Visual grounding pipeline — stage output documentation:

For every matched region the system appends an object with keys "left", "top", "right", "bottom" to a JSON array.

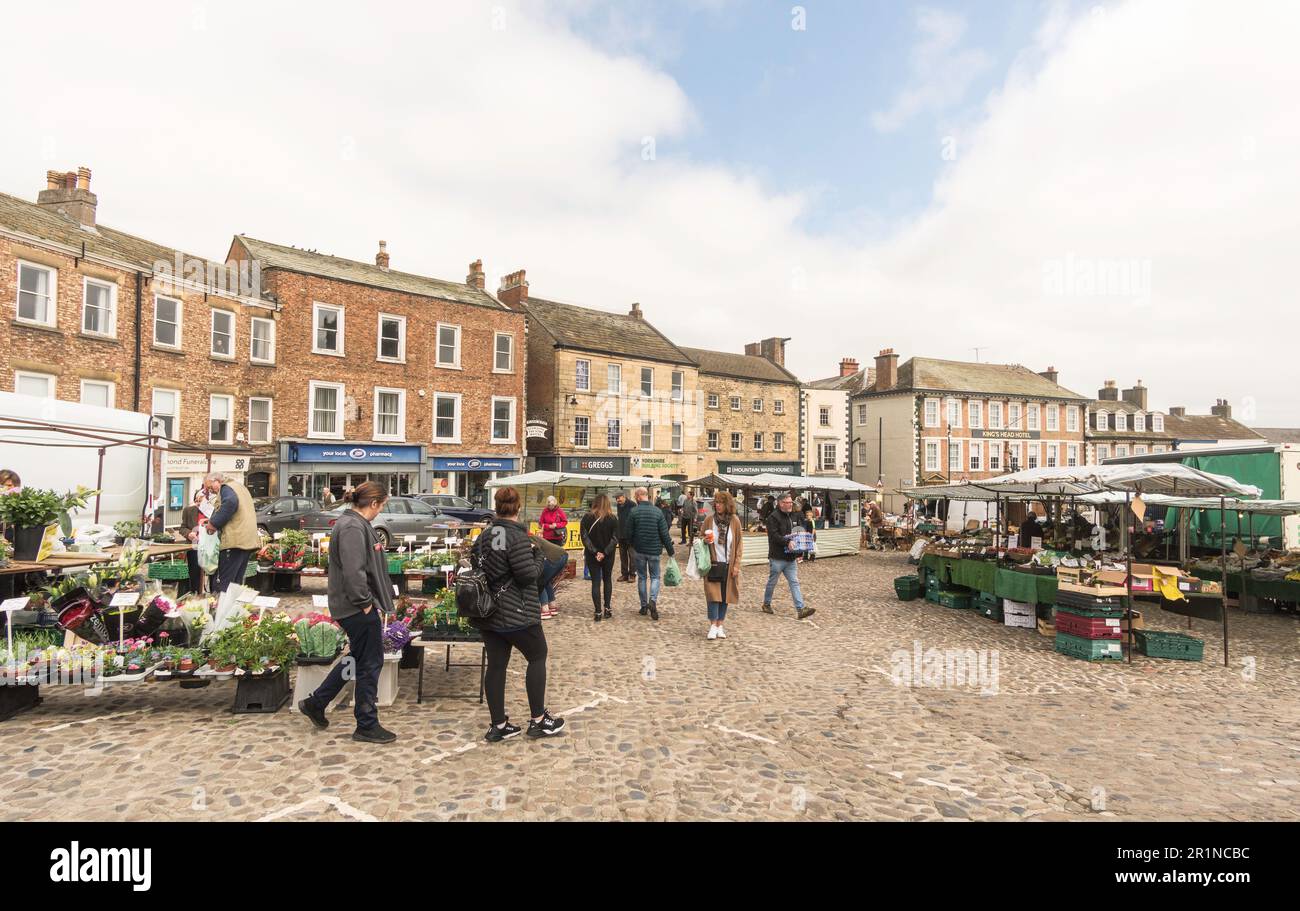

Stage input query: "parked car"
[
  {"left": 254, "top": 496, "right": 324, "bottom": 537},
  {"left": 298, "top": 496, "right": 463, "bottom": 549},
  {"left": 415, "top": 493, "right": 494, "bottom": 524}
]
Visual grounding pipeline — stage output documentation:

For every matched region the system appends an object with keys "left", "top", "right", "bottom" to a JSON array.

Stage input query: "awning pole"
[
  {"left": 1125, "top": 490, "right": 1133, "bottom": 665},
  {"left": 1220, "top": 496, "right": 1229, "bottom": 667}
]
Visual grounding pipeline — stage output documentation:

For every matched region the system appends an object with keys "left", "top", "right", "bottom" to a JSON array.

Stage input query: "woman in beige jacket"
[{"left": 700, "top": 490, "right": 744, "bottom": 640}]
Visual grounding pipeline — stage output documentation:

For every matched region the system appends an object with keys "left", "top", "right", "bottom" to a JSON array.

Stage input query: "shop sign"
[
  {"left": 429, "top": 457, "right": 518, "bottom": 471},
  {"left": 559, "top": 456, "right": 629, "bottom": 475},
  {"left": 163, "top": 452, "right": 248, "bottom": 473},
  {"left": 716, "top": 461, "right": 800, "bottom": 476},
  {"left": 632, "top": 457, "right": 679, "bottom": 470},
  {"left": 972, "top": 430, "right": 1040, "bottom": 440},
  {"left": 524, "top": 420, "right": 549, "bottom": 441},
  {"left": 289, "top": 443, "right": 423, "bottom": 464}
]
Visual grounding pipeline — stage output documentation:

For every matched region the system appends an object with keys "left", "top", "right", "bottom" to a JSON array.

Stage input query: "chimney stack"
[
  {"left": 1168, "top": 406, "right": 1186, "bottom": 417},
  {"left": 1121, "top": 380, "right": 1148, "bottom": 411},
  {"left": 1098, "top": 380, "right": 1119, "bottom": 401},
  {"left": 874, "top": 348, "right": 899, "bottom": 391},
  {"left": 1038, "top": 366, "right": 1059, "bottom": 385},
  {"left": 466, "top": 259, "right": 485, "bottom": 290},
  {"left": 1210, "top": 399, "right": 1232, "bottom": 419},
  {"left": 629, "top": 302, "right": 643, "bottom": 320},
  {"left": 498, "top": 269, "right": 528, "bottom": 309},
  {"left": 839, "top": 357, "right": 859, "bottom": 378},
  {"left": 36, "top": 166, "right": 97, "bottom": 226},
  {"left": 375, "top": 240, "right": 390, "bottom": 271}
]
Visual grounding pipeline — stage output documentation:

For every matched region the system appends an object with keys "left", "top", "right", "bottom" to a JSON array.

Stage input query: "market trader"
[{"left": 203, "top": 471, "right": 261, "bottom": 592}]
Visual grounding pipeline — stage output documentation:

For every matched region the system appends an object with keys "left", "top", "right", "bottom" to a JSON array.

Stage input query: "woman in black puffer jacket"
[{"left": 473, "top": 486, "right": 566, "bottom": 742}]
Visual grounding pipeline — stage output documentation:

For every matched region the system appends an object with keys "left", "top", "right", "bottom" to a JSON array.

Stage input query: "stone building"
[
  {"left": 804, "top": 357, "right": 873, "bottom": 480},
  {"left": 499, "top": 271, "right": 700, "bottom": 482},
  {"left": 681, "top": 339, "right": 802, "bottom": 478},
  {"left": 1086, "top": 380, "right": 1176, "bottom": 462}
]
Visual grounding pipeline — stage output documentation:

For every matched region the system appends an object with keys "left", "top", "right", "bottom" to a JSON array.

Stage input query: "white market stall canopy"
[
  {"left": 899, "top": 464, "right": 1261, "bottom": 501},
  {"left": 1076, "top": 492, "right": 1300, "bottom": 515},
  {"left": 685, "top": 472, "right": 873, "bottom": 493},
  {"left": 484, "top": 470, "right": 659, "bottom": 490}
]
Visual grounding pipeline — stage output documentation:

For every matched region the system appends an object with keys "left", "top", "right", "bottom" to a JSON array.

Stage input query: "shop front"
[
  {"left": 427, "top": 456, "right": 521, "bottom": 506},
  {"left": 715, "top": 460, "right": 802, "bottom": 477},
  {"left": 162, "top": 450, "right": 251, "bottom": 528},
  {"left": 280, "top": 441, "right": 427, "bottom": 500},
  {"left": 535, "top": 455, "right": 633, "bottom": 476}
]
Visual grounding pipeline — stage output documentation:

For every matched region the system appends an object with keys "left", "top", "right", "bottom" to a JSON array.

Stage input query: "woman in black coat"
[
  {"left": 580, "top": 494, "right": 619, "bottom": 621},
  {"left": 473, "top": 486, "right": 566, "bottom": 742}
]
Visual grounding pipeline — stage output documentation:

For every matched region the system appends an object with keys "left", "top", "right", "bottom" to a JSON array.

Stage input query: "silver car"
[{"left": 299, "top": 496, "right": 463, "bottom": 549}]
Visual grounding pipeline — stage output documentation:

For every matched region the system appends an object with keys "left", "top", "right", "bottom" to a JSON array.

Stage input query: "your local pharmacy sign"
[{"left": 289, "top": 443, "right": 422, "bottom": 464}]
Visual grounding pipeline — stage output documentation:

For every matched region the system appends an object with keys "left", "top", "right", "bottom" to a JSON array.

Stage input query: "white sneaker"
[
  {"left": 716, "top": 626, "right": 727, "bottom": 639},
  {"left": 707, "top": 626, "right": 718, "bottom": 640}
]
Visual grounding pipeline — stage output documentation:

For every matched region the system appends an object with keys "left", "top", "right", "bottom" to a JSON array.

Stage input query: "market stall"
[{"left": 485, "top": 469, "right": 660, "bottom": 547}]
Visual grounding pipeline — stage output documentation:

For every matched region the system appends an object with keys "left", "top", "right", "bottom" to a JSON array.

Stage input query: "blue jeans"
[
  {"left": 538, "top": 552, "right": 568, "bottom": 607},
  {"left": 707, "top": 601, "right": 728, "bottom": 622},
  {"left": 635, "top": 553, "right": 661, "bottom": 606},
  {"left": 764, "top": 558, "right": 805, "bottom": 611}
]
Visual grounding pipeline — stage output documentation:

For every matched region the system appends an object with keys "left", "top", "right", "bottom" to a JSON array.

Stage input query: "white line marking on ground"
[
  {"left": 258, "top": 794, "right": 377, "bottom": 822},
  {"left": 711, "top": 722, "right": 778, "bottom": 745},
  {"left": 421, "top": 742, "right": 478, "bottom": 765},
  {"left": 41, "top": 709, "right": 153, "bottom": 732},
  {"left": 583, "top": 689, "right": 629, "bottom": 704},
  {"left": 915, "top": 777, "right": 978, "bottom": 798}
]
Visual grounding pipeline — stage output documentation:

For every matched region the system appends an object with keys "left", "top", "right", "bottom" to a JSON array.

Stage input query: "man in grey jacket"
[{"left": 298, "top": 482, "right": 396, "bottom": 744}]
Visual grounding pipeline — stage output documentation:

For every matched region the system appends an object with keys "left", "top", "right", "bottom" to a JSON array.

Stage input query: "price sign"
[
  {"left": 252, "top": 596, "right": 280, "bottom": 609},
  {"left": 392, "top": 584, "right": 400, "bottom": 596},
  {"left": 236, "top": 589, "right": 258, "bottom": 604},
  {"left": 404, "top": 534, "right": 417, "bottom": 543},
  {"left": 426, "top": 536, "right": 437, "bottom": 543},
  {"left": 110, "top": 591, "right": 141, "bottom": 607},
  {"left": 312, "top": 595, "right": 329, "bottom": 609},
  {"left": 273, "top": 531, "right": 285, "bottom": 540},
  {"left": 446, "top": 537, "right": 461, "bottom": 546},
  {"left": 312, "top": 533, "right": 326, "bottom": 540},
  {"left": 1, "top": 597, "right": 30, "bottom": 613}
]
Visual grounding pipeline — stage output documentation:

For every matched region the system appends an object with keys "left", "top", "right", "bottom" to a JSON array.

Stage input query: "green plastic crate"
[
  {"left": 976, "top": 590, "right": 999, "bottom": 607},
  {"left": 975, "top": 599, "right": 1003, "bottom": 621},
  {"left": 148, "top": 560, "right": 190, "bottom": 580},
  {"left": 1052, "top": 602, "right": 1124, "bottom": 619},
  {"left": 925, "top": 587, "right": 941, "bottom": 604},
  {"left": 938, "top": 590, "right": 972, "bottom": 610},
  {"left": 1134, "top": 630, "right": 1203, "bottom": 662},
  {"left": 1054, "top": 632, "right": 1124, "bottom": 662},
  {"left": 894, "top": 575, "right": 922, "bottom": 601}
]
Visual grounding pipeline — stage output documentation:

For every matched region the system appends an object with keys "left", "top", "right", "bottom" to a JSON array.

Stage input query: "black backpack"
[{"left": 455, "top": 533, "right": 506, "bottom": 620}]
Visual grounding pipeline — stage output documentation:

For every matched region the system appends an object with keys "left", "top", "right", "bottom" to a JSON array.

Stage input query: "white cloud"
[
  {"left": 1, "top": 0, "right": 1297, "bottom": 425},
  {"left": 871, "top": 8, "right": 994, "bottom": 133}
]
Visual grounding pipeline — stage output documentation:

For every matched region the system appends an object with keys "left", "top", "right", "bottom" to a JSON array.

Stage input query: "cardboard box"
[
  {"left": 1037, "top": 618, "right": 1056, "bottom": 638},
  {"left": 1058, "top": 580, "right": 1129, "bottom": 599},
  {"left": 1119, "top": 609, "right": 1144, "bottom": 632},
  {"left": 1056, "top": 566, "right": 1084, "bottom": 585}
]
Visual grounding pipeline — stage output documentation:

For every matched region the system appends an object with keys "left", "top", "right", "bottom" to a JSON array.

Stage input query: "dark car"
[
  {"left": 299, "top": 496, "right": 464, "bottom": 549},
  {"left": 415, "top": 494, "right": 494, "bottom": 524},
  {"left": 254, "top": 496, "right": 324, "bottom": 537}
]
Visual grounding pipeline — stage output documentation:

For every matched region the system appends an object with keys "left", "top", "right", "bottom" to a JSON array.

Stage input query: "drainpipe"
[{"left": 133, "top": 271, "right": 143, "bottom": 410}]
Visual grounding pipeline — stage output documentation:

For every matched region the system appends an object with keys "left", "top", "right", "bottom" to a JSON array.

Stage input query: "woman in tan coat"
[{"left": 699, "top": 490, "right": 743, "bottom": 640}]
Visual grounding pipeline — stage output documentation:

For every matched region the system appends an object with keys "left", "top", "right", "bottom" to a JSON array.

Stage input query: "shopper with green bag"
[
  {"left": 663, "top": 555, "right": 683, "bottom": 587},
  {"left": 626, "top": 487, "right": 675, "bottom": 621}
]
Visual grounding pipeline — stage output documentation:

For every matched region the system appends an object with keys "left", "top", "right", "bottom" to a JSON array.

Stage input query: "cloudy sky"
[{"left": 3, "top": 0, "right": 1296, "bottom": 423}]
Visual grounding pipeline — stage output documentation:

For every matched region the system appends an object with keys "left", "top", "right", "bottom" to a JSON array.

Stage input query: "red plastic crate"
[{"left": 1054, "top": 610, "right": 1123, "bottom": 640}]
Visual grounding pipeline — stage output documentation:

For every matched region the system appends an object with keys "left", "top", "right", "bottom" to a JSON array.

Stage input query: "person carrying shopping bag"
[{"left": 699, "top": 490, "right": 743, "bottom": 640}]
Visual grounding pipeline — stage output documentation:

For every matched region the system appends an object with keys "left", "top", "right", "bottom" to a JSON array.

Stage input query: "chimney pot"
[
  {"left": 46, "top": 170, "right": 62, "bottom": 190},
  {"left": 466, "top": 259, "right": 485, "bottom": 290},
  {"left": 36, "top": 166, "right": 98, "bottom": 226},
  {"left": 375, "top": 240, "right": 390, "bottom": 271},
  {"left": 76, "top": 166, "right": 91, "bottom": 190},
  {"left": 498, "top": 269, "right": 529, "bottom": 309},
  {"left": 839, "top": 357, "right": 859, "bottom": 378},
  {"left": 874, "top": 348, "right": 900, "bottom": 391},
  {"left": 630, "top": 302, "right": 643, "bottom": 319}
]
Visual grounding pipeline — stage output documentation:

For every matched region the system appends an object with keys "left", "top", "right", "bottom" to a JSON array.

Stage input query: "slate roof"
[
  {"left": 1251, "top": 427, "right": 1300, "bottom": 446},
  {"left": 1164, "top": 413, "right": 1264, "bottom": 443},
  {"left": 679, "top": 347, "right": 800, "bottom": 385},
  {"left": 524, "top": 297, "right": 692, "bottom": 364},
  {"left": 807, "top": 368, "right": 874, "bottom": 394},
  {"left": 858, "top": 357, "right": 1088, "bottom": 401},
  {"left": 233, "top": 235, "right": 505, "bottom": 309}
]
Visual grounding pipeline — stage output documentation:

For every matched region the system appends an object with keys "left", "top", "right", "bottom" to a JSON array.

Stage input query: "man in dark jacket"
[
  {"left": 625, "top": 486, "right": 675, "bottom": 620},
  {"left": 298, "top": 482, "right": 397, "bottom": 744},
  {"left": 761, "top": 492, "right": 815, "bottom": 620},
  {"left": 615, "top": 491, "right": 635, "bottom": 582},
  {"left": 473, "top": 486, "right": 565, "bottom": 741}
]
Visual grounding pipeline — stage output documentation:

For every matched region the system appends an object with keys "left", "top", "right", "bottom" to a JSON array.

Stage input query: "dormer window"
[{"left": 1095, "top": 409, "right": 1109, "bottom": 430}]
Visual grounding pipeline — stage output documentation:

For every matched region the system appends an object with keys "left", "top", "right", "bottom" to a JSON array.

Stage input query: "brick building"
[
  {"left": 1086, "top": 380, "right": 1176, "bottom": 462},
  {"left": 499, "top": 271, "right": 701, "bottom": 482},
  {"left": 227, "top": 238, "right": 527, "bottom": 502},
  {"left": 681, "top": 340, "right": 802, "bottom": 478},
  {"left": 850, "top": 350, "right": 1090, "bottom": 511},
  {"left": 1, "top": 167, "right": 271, "bottom": 518}
]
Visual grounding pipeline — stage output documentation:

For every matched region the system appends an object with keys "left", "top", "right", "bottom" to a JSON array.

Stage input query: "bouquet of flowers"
[{"left": 382, "top": 619, "right": 413, "bottom": 653}]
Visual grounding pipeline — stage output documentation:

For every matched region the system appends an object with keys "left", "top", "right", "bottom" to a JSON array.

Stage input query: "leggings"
[
  {"left": 480, "top": 623, "right": 548, "bottom": 726},
  {"left": 588, "top": 553, "right": 614, "bottom": 610}
]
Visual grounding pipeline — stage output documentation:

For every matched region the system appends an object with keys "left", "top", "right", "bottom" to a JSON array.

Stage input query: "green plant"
[
  {"left": 0, "top": 486, "right": 97, "bottom": 535},
  {"left": 293, "top": 614, "right": 345, "bottom": 658},
  {"left": 212, "top": 612, "right": 298, "bottom": 673},
  {"left": 0, "top": 536, "right": 11, "bottom": 564},
  {"left": 114, "top": 519, "right": 143, "bottom": 540},
  {"left": 279, "top": 529, "right": 309, "bottom": 551}
]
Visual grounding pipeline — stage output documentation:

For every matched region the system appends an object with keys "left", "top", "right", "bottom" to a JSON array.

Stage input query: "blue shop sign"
[
  {"left": 430, "top": 457, "right": 518, "bottom": 471},
  {"left": 289, "top": 443, "right": 423, "bottom": 464}
]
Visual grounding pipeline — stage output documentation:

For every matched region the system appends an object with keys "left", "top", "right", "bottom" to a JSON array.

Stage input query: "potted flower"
[
  {"left": 293, "top": 613, "right": 345, "bottom": 665},
  {"left": 0, "top": 535, "right": 11, "bottom": 567},
  {"left": 0, "top": 486, "right": 97, "bottom": 561}
]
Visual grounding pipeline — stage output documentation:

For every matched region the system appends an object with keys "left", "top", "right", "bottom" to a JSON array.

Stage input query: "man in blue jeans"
[
  {"left": 625, "top": 487, "right": 675, "bottom": 621},
  {"left": 762, "top": 492, "right": 816, "bottom": 620}
]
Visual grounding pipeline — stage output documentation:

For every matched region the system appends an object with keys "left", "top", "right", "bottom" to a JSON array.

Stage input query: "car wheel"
[{"left": 376, "top": 527, "right": 391, "bottom": 550}]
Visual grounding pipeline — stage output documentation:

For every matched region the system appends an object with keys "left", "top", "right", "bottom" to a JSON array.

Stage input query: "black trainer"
[
  {"left": 603, "top": 607, "right": 612, "bottom": 619},
  {"left": 639, "top": 605, "right": 649, "bottom": 616},
  {"left": 352, "top": 724, "right": 398, "bottom": 744},
  {"left": 649, "top": 600, "right": 659, "bottom": 621},
  {"left": 527, "top": 712, "right": 566, "bottom": 738},
  {"left": 593, "top": 610, "right": 602, "bottom": 622},
  {"left": 298, "top": 698, "right": 328, "bottom": 730},
  {"left": 485, "top": 720, "right": 523, "bottom": 743}
]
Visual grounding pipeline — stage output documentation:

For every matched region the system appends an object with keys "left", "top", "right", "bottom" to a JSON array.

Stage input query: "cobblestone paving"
[{"left": 3, "top": 552, "right": 1298, "bottom": 821}]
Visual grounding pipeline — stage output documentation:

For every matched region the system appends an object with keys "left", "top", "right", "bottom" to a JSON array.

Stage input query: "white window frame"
[
  {"left": 774, "top": 432, "right": 786, "bottom": 452},
  {"left": 1097, "top": 444, "right": 1111, "bottom": 461},
  {"left": 81, "top": 276, "right": 117, "bottom": 338},
  {"left": 308, "top": 381, "right": 345, "bottom": 440},
  {"left": 377, "top": 313, "right": 406, "bottom": 364},
  {"left": 79, "top": 378, "right": 115, "bottom": 408},
  {"left": 606, "top": 363, "right": 621, "bottom": 394},
  {"left": 432, "top": 393, "right": 462, "bottom": 444},
  {"left": 969, "top": 439, "right": 982, "bottom": 472},
  {"left": 1045, "top": 444, "right": 1058, "bottom": 469},
  {"left": 208, "top": 393, "right": 234, "bottom": 445},
  {"left": 640, "top": 367, "right": 653, "bottom": 398},
  {"left": 640, "top": 420, "right": 654, "bottom": 451},
  {"left": 488, "top": 395, "right": 514, "bottom": 444},
  {"left": 1026, "top": 404, "right": 1040, "bottom": 431},
  {"left": 1115, "top": 444, "right": 1130, "bottom": 458},
  {"left": 153, "top": 294, "right": 183, "bottom": 349},
  {"left": 14, "top": 370, "right": 56, "bottom": 399},
  {"left": 924, "top": 440, "right": 940, "bottom": 472},
  {"left": 968, "top": 400, "right": 982, "bottom": 430},
  {"left": 855, "top": 441, "right": 867, "bottom": 466},
  {"left": 707, "top": 392, "right": 719, "bottom": 409},
  {"left": 248, "top": 396, "right": 273, "bottom": 445},
  {"left": 753, "top": 432, "right": 764, "bottom": 452},
  {"left": 819, "top": 406, "right": 830, "bottom": 427},
  {"left": 706, "top": 430, "right": 720, "bottom": 451},
  {"left": 607, "top": 419, "right": 621, "bottom": 449},
  {"left": 573, "top": 415, "right": 590, "bottom": 449},
  {"left": 435, "top": 322, "right": 461, "bottom": 369},
  {"left": 988, "top": 445, "right": 1002, "bottom": 472},
  {"left": 1152, "top": 413, "right": 1165, "bottom": 432},
  {"left": 1134, "top": 444, "right": 1148, "bottom": 456},
  {"left": 373, "top": 387, "right": 406, "bottom": 442},
  {"left": 1026, "top": 443, "right": 1040, "bottom": 470},
  {"left": 730, "top": 396, "right": 741, "bottom": 411},
  {"left": 1067, "top": 444, "right": 1080, "bottom": 467},
  {"left": 948, "top": 439, "right": 963, "bottom": 473},
  {"left": 1066, "top": 405, "right": 1079, "bottom": 433},
  {"left": 1046, "top": 403, "right": 1059, "bottom": 432},
  {"left": 989, "top": 401, "right": 1003, "bottom": 430},
  {"left": 1006, "top": 442, "right": 1022, "bottom": 471},
  {"left": 1008, "top": 402, "right": 1023, "bottom": 430},
  {"left": 819, "top": 442, "right": 836, "bottom": 472},
  {"left": 1153, "top": 445, "right": 1167, "bottom": 454},
  {"left": 920, "top": 395, "right": 941, "bottom": 428},
  {"left": 730, "top": 431, "right": 742, "bottom": 452},
  {"left": 945, "top": 398, "right": 961, "bottom": 429},
  {"left": 575, "top": 359, "right": 591, "bottom": 392},
  {"left": 1134, "top": 412, "right": 1146, "bottom": 432},
  {"left": 250, "top": 316, "right": 276, "bottom": 365},
  {"left": 16, "top": 260, "right": 57, "bottom": 327},
  {"left": 857, "top": 403, "right": 868, "bottom": 425},
  {"left": 493, "top": 331, "right": 514, "bottom": 373},
  {"left": 210, "top": 308, "right": 236, "bottom": 360},
  {"left": 672, "top": 422, "right": 683, "bottom": 452},
  {"left": 774, "top": 399, "right": 785, "bottom": 415},
  {"left": 312, "top": 302, "right": 345, "bottom": 357},
  {"left": 1115, "top": 411, "right": 1128, "bottom": 432},
  {"left": 151, "top": 388, "right": 180, "bottom": 440},
  {"left": 1095, "top": 409, "right": 1109, "bottom": 431},
  {"left": 753, "top": 398, "right": 763, "bottom": 413},
  {"left": 671, "top": 371, "right": 683, "bottom": 402}
]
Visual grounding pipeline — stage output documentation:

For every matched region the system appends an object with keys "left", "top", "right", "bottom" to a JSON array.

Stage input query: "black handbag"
[{"left": 706, "top": 520, "right": 730, "bottom": 582}]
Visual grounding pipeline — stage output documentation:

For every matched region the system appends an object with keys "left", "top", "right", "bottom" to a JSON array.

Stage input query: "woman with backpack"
[
  {"left": 699, "top": 490, "right": 744, "bottom": 640},
  {"left": 580, "top": 494, "right": 619, "bottom": 622},
  {"left": 472, "top": 486, "right": 565, "bottom": 742}
]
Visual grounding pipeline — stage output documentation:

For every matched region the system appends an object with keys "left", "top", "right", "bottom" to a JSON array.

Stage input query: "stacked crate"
[
  {"left": 1053, "top": 590, "right": 1126, "bottom": 662},
  {"left": 974, "top": 591, "right": 1003, "bottom": 621},
  {"left": 1002, "top": 599, "right": 1036, "bottom": 629},
  {"left": 894, "top": 575, "right": 922, "bottom": 601}
]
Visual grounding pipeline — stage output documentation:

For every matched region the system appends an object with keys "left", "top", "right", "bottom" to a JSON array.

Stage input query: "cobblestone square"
[{"left": 4, "top": 552, "right": 1297, "bottom": 822}]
